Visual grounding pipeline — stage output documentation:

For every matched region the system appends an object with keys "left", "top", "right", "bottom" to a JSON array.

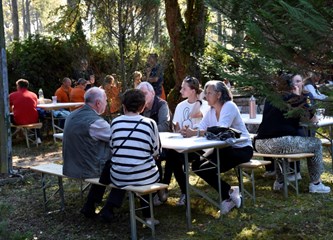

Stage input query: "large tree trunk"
[
  {"left": 11, "top": 0, "right": 19, "bottom": 40},
  {"left": 165, "top": 0, "right": 208, "bottom": 110}
]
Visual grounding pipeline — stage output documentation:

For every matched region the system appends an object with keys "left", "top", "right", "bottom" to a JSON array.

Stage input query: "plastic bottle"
[
  {"left": 249, "top": 95, "right": 257, "bottom": 119},
  {"left": 38, "top": 88, "right": 44, "bottom": 103}
]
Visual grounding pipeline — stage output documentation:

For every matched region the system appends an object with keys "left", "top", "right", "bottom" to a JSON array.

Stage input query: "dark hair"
[
  {"left": 16, "top": 79, "right": 29, "bottom": 89},
  {"left": 204, "top": 80, "right": 232, "bottom": 104},
  {"left": 183, "top": 76, "right": 202, "bottom": 94},
  {"left": 77, "top": 78, "right": 87, "bottom": 85},
  {"left": 122, "top": 89, "right": 146, "bottom": 113}
]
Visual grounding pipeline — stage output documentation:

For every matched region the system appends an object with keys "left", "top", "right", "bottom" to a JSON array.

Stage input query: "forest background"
[{"left": 3, "top": 0, "right": 333, "bottom": 111}]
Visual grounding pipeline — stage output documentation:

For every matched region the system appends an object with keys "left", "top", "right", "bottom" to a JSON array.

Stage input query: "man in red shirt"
[{"left": 9, "top": 79, "right": 39, "bottom": 125}]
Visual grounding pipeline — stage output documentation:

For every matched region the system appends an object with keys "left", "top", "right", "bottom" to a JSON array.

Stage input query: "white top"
[
  {"left": 303, "top": 84, "right": 327, "bottom": 100},
  {"left": 173, "top": 99, "right": 210, "bottom": 129},
  {"left": 198, "top": 101, "right": 252, "bottom": 148}
]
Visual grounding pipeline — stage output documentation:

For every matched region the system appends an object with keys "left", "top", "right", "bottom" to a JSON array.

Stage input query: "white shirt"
[
  {"left": 173, "top": 99, "right": 210, "bottom": 129},
  {"left": 198, "top": 101, "right": 252, "bottom": 148}
]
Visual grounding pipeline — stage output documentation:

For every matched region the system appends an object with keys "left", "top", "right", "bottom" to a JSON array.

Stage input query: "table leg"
[
  {"left": 51, "top": 111, "right": 56, "bottom": 143},
  {"left": 184, "top": 152, "right": 191, "bottom": 229},
  {"left": 216, "top": 149, "right": 222, "bottom": 216}
]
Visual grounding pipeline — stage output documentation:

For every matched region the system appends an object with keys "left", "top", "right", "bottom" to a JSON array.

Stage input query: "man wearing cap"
[
  {"left": 63, "top": 87, "right": 111, "bottom": 218},
  {"left": 69, "top": 78, "right": 87, "bottom": 111}
]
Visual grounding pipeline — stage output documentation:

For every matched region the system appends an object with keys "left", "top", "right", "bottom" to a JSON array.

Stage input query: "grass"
[{"left": 2, "top": 137, "right": 333, "bottom": 240}]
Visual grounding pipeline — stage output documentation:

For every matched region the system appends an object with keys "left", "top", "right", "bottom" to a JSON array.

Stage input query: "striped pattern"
[{"left": 110, "top": 115, "right": 161, "bottom": 187}]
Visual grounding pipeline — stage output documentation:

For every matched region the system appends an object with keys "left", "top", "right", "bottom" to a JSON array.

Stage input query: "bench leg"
[
  {"left": 41, "top": 173, "right": 47, "bottom": 212},
  {"left": 58, "top": 176, "right": 65, "bottom": 211},
  {"left": 128, "top": 191, "right": 138, "bottom": 240},
  {"left": 23, "top": 128, "right": 30, "bottom": 148}
]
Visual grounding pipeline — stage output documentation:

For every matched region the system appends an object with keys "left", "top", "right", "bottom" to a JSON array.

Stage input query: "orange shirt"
[
  {"left": 9, "top": 89, "right": 38, "bottom": 125},
  {"left": 69, "top": 87, "right": 85, "bottom": 111},
  {"left": 55, "top": 86, "right": 72, "bottom": 103},
  {"left": 103, "top": 85, "right": 121, "bottom": 114}
]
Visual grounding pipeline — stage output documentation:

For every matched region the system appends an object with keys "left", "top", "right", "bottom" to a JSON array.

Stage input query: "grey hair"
[
  {"left": 84, "top": 87, "right": 105, "bottom": 104},
  {"left": 136, "top": 81, "right": 155, "bottom": 95},
  {"left": 204, "top": 80, "right": 233, "bottom": 104}
]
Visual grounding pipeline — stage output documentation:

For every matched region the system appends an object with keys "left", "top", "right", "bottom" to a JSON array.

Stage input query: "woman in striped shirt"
[{"left": 99, "top": 89, "right": 161, "bottom": 225}]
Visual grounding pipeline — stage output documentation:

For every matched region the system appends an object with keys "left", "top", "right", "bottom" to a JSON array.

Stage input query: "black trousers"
[
  {"left": 162, "top": 150, "right": 201, "bottom": 194},
  {"left": 191, "top": 146, "right": 253, "bottom": 200}
]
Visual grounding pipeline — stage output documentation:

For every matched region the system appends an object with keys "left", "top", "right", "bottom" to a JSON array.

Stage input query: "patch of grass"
[{"left": 3, "top": 139, "right": 333, "bottom": 239}]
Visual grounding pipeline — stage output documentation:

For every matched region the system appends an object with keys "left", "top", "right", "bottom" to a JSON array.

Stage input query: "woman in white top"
[
  {"left": 180, "top": 80, "right": 253, "bottom": 215},
  {"left": 303, "top": 72, "right": 328, "bottom": 100},
  {"left": 160, "top": 76, "right": 209, "bottom": 206}
]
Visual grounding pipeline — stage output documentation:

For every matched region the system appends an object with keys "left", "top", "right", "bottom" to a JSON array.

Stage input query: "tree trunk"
[
  {"left": 22, "top": 0, "right": 27, "bottom": 37},
  {"left": 165, "top": 0, "right": 208, "bottom": 109},
  {"left": 25, "top": 0, "right": 31, "bottom": 36},
  {"left": 117, "top": 0, "right": 126, "bottom": 90},
  {"left": 11, "top": 0, "right": 19, "bottom": 40}
]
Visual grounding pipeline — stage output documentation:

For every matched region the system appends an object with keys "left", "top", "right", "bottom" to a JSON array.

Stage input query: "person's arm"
[
  {"left": 151, "top": 120, "right": 161, "bottom": 157},
  {"left": 89, "top": 119, "right": 111, "bottom": 142},
  {"left": 304, "top": 84, "right": 327, "bottom": 100},
  {"left": 157, "top": 102, "right": 170, "bottom": 132}
]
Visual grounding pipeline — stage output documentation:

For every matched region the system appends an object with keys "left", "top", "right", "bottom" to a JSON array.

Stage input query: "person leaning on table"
[
  {"left": 180, "top": 80, "right": 253, "bottom": 215},
  {"left": 62, "top": 87, "right": 112, "bottom": 218},
  {"left": 254, "top": 73, "right": 330, "bottom": 194}
]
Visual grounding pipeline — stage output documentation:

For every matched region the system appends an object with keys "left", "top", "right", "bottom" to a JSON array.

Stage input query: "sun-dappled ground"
[{"left": 2, "top": 136, "right": 333, "bottom": 239}]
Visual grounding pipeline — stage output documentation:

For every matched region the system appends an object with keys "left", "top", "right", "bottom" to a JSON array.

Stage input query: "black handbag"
[
  {"left": 99, "top": 119, "right": 143, "bottom": 185},
  {"left": 205, "top": 126, "right": 241, "bottom": 141}
]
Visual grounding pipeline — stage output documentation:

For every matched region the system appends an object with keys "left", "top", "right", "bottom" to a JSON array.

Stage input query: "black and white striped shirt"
[{"left": 110, "top": 115, "right": 161, "bottom": 187}]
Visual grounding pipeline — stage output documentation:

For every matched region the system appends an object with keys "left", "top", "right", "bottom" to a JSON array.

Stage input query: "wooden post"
[{"left": 0, "top": 0, "right": 12, "bottom": 173}]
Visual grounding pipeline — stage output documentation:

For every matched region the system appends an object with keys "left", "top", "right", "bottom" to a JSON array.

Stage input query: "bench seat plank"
[{"left": 253, "top": 152, "right": 314, "bottom": 159}]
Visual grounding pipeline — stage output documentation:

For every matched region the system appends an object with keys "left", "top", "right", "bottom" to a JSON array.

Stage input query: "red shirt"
[{"left": 9, "top": 89, "right": 38, "bottom": 125}]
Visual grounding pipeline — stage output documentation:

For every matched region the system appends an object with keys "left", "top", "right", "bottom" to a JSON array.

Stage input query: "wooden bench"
[
  {"left": 252, "top": 152, "right": 315, "bottom": 198},
  {"left": 11, "top": 122, "right": 43, "bottom": 148},
  {"left": 30, "top": 163, "right": 168, "bottom": 240},
  {"left": 236, "top": 159, "right": 272, "bottom": 205}
]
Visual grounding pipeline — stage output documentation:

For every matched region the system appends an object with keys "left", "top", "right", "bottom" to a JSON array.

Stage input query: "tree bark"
[
  {"left": 11, "top": 0, "right": 19, "bottom": 40},
  {"left": 25, "top": 0, "right": 31, "bottom": 36},
  {"left": 165, "top": 0, "right": 208, "bottom": 109}
]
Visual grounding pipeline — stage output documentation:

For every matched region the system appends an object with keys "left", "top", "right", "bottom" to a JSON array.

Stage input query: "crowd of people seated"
[{"left": 9, "top": 58, "right": 332, "bottom": 223}]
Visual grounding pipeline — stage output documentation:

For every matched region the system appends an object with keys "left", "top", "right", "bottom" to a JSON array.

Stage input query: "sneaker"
[
  {"left": 176, "top": 194, "right": 186, "bottom": 206},
  {"left": 287, "top": 172, "right": 302, "bottom": 182},
  {"left": 153, "top": 194, "right": 164, "bottom": 206},
  {"left": 273, "top": 180, "right": 284, "bottom": 191},
  {"left": 36, "top": 137, "right": 42, "bottom": 144},
  {"left": 218, "top": 199, "right": 236, "bottom": 216},
  {"left": 263, "top": 171, "right": 276, "bottom": 178},
  {"left": 145, "top": 218, "right": 160, "bottom": 227},
  {"left": 309, "top": 182, "right": 331, "bottom": 193},
  {"left": 229, "top": 186, "right": 241, "bottom": 208}
]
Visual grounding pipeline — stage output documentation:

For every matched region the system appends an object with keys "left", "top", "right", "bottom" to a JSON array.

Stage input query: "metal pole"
[{"left": 0, "top": 0, "right": 13, "bottom": 173}]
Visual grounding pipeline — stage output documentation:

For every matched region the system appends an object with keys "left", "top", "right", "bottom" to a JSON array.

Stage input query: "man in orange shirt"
[
  {"left": 55, "top": 77, "right": 72, "bottom": 103},
  {"left": 70, "top": 78, "right": 87, "bottom": 111}
]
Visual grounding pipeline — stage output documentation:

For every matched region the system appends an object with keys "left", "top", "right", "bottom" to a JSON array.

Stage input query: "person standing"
[
  {"left": 73, "top": 58, "right": 95, "bottom": 91},
  {"left": 143, "top": 53, "right": 164, "bottom": 98},
  {"left": 62, "top": 87, "right": 112, "bottom": 218}
]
